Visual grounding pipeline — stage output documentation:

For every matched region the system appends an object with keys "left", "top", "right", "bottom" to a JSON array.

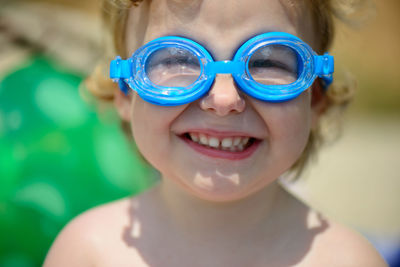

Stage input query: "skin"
[
  {"left": 127, "top": 0, "right": 314, "bottom": 202},
  {"left": 44, "top": 0, "right": 388, "bottom": 266}
]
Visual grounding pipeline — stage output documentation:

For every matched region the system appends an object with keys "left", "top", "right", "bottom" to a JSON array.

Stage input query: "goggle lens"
[
  {"left": 248, "top": 44, "right": 298, "bottom": 86},
  {"left": 145, "top": 46, "right": 201, "bottom": 87}
]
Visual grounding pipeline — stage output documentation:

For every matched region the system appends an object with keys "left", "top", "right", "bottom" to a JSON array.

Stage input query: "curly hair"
[{"left": 85, "top": 0, "right": 369, "bottom": 179}]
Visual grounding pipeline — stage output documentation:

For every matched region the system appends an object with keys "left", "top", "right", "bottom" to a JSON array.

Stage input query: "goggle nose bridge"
[{"left": 205, "top": 60, "right": 243, "bottom": 75}]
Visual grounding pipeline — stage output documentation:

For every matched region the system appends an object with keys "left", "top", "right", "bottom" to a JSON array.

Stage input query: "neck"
[{"left": 153, "top": 177, "right": 295, "bottom": 242}]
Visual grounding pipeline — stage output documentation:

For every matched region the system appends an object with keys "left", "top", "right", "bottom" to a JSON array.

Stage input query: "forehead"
[{"left": 126, "top": 0, "right": 315, "bottom": 57}]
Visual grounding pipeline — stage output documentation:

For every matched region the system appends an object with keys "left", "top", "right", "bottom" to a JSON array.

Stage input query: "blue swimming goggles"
[{"left": 110, "top": 32, "right": 334, "bottom": 106}]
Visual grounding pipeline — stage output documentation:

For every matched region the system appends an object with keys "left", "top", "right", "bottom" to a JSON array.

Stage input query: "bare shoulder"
[
  {"left": 304, "top": 211, "right": 388, "bottom": 267},
  {"left": 43, "top": 197, "right": 134, "bottom": 267}
]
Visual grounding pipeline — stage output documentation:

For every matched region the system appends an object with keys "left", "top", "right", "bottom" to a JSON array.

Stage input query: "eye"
[
  {"left": 250, "top": 59, "right": 293, "bottom": 72},
  {"left": 156, "top": 55, "right": 199, "bottom": 69},
  {"left": 145, "top": 47, "right": 201, "bottom": 87},
  {"left": 247, "top": 44, "right": 299, "bottom": 86}
]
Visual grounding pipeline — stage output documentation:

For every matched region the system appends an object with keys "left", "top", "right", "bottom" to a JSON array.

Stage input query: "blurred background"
[{"left": 0, "top": 0, "right": 399, "bottom": 266}]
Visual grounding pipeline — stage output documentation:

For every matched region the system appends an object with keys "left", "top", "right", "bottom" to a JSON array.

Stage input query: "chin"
[{"left": 174, "top": 171, "right": 274, "bottom": 203}]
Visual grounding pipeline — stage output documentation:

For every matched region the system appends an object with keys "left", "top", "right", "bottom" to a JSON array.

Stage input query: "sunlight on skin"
[
  {"left": 307, "top": 211, "right": 323, "bottom": 229},
  {"left": 215, "top": 170, "right": 240, "bottom": 185},
  {"left": 193, "top": 172, "right": 214, "bottom": 190},
  {"left": 129, "top": 200, "right": 142, "bottom": 239},
  {"left": 194, "top": 171, "right": 241, "bottom": 191},
  {"left": 131, "top": 219, "right": 142, "bottom": 239}
]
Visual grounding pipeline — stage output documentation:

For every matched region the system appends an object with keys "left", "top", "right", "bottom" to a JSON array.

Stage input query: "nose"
[{"left": 199, "top": 74, "right": 246, "bottom": 116}]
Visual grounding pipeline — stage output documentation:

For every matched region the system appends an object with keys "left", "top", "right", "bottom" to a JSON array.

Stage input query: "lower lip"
[{"left": 181, "top": 136, "right": 261, "bottom": 160}]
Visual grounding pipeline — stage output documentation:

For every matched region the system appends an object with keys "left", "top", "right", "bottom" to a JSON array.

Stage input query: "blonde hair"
[{"left": 86, "top": 0, "right": 368, "bottom": 179}]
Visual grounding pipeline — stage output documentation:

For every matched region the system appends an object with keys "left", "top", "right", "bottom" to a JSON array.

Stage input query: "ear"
[
  {"left": 311, "top": 79, "right": 329, "bottom": 129},
  {"left": 114, "top": 89, "right": 132, "bottom": 122}
]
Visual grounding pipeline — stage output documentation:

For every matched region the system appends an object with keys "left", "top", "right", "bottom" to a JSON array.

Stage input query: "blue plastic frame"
[{"left": 110, "top": 32, "right": 334, "bottom": 106}]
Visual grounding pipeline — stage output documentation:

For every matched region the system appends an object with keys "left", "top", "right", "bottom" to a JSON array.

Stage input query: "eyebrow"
[
  {"left": 163, "top": 33, "right": 219, "bottom": 60},
  {"left": 168, "top": 31, "right": 276, "bottom": 61}
]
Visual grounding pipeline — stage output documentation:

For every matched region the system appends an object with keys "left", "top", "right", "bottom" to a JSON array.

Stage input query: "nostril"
[{"left": 199, "top": 93, "right": 246, "bottom": 116}]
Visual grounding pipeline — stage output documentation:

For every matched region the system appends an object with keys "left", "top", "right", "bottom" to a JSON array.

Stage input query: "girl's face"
[{"left": 120, "top": 0, "right": 319, "bottom": 201}]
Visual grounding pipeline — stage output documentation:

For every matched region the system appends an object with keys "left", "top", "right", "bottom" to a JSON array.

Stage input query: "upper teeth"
[{"left": 188, "top": 133, "right": 251, "bottom": 152}]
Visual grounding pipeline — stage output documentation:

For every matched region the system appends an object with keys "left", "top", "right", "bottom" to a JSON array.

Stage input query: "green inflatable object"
[{"left": 0, "top": 55, "right": 155, "bottom": 267}]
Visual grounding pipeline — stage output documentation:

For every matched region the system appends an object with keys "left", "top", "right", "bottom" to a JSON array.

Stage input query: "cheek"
[
  {"left": 130, "top": 95, "right": 186, "bottom": 166},
  {"left": 131, "top": 97, "right": 166, "bottom": 157},
  {"left": 131, "top": 95, "right": 174, "bottom": 137},
  {"left": 255, "top": 92, "right": 312, "bottom": 159},
  {"left": 273, "top": 94, "right": 312, "bottom": 156}
]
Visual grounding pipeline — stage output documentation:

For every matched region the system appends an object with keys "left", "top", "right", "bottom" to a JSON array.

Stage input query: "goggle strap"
[
  {"left": 319, "top": 75, "right": 333, "bottom": 89},
  {"left": 110, "top": 56, "right": 132, "bottom": 79},
  {"left": 118, "top": 80, "right": 130, "bottom": 95},
  {"left": 314, "top": 53, "right": 334, "bottom": 76}
]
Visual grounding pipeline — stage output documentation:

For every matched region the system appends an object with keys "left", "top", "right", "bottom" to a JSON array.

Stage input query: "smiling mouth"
[{"left": 180, "top": 132, "right": 261, "bottom": 160}]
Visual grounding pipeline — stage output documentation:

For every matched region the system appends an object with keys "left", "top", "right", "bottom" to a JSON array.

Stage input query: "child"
[{"left": 44, "top": 0, "right": 387, "bottom": 266}]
